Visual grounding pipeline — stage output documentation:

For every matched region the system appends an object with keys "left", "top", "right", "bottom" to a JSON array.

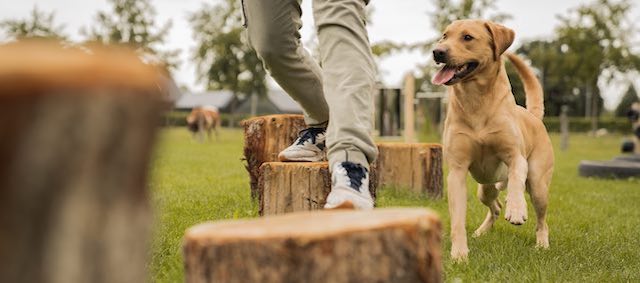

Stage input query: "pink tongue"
[{"left": 431, "top": 66, "right": 455, "bottom": 85}]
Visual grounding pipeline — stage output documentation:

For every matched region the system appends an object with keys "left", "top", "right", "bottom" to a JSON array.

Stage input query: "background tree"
[
  {"left": 373, "top": 0, "right": 510, "bottom": 59},
  {"left": 615, "top": 85, "right": 639, "bottom": 117},
  {"left": 556, "top": 0, "right": 639, "bottom": 120},
  {"left": 516, "top": 0, "right": 639, "bottom": 119},
  {"left": 189, "top": 0, "right": 267, "bottom": 105},
  {"left": 513, "top": 40, "right": 579, "bottom": 116},
  {"left": 83, "top": 0, "right": 179, "bottom": 71},
  {"left": 0, "top": 6, "right": 67, "bottom": 41}
]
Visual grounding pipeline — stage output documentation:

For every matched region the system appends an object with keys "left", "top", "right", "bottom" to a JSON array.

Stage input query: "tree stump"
[
  {"left": 258, "top": 162, "right": 377, "bottom": 216},
  {"left": 183, "top": 208, "right": 443, "bottom": 283},
  {"left": 376, "top": 143, "right": 443, "bottom": 198},
  {"left": 0, "top": 42, "right": 164, "bottom": 283},
  {"left": 242, "top": 114, "right": 307, "bottom": 199}
]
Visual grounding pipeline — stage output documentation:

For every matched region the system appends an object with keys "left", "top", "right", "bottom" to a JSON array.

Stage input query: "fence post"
[
  {"left": 403, "top": 73, "right": 416, "bottom": 142},
  {"left": 560, "top": 105, "right": 570, "bottom": 151}
]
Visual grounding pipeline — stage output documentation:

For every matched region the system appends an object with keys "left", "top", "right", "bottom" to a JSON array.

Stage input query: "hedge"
[
  {"left": 162, "top": 111, "right": 633, "bottom": 133},
  {"left": 543, "top": 117, "right": 631, "bottom": 133},
  {"left": 162, "top": 111, "right": 250, "bottom": 128}
]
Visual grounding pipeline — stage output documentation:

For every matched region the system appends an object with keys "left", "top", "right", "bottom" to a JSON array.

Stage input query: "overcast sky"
[{"left": 1, "top": 0, "right": 638, "bottom": 109}]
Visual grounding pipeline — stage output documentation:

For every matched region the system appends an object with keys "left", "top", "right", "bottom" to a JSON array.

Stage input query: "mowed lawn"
[{"left": 149, "top": 127, "right": 640, "bottom": 282}]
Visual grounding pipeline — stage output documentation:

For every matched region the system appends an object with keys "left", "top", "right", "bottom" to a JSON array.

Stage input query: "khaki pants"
[{"left": 242, "top": 0, "right": 377, "bottom": 169}]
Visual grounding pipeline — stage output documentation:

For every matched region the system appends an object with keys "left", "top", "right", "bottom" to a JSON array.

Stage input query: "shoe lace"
[
  {"left": 296, "top": 127, "right": 325, "bottom": 145},
  {"left": 340, "top": 162, "right": 368, "bottom": 192}
]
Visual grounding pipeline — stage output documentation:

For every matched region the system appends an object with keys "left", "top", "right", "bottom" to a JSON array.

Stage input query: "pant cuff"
[
  {"left": 303, "top": 115, "right": 328, "bottom": 128},
  {"left": 328, "top": 149, "right": 370, "bottom": 171}
]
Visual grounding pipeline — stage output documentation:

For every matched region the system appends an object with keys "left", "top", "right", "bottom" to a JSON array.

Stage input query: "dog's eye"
[
  {"left": 442, "top": 33, "right": 447, "bottom": 40},
  {"left": 463, "top": 35, "right": 474, "bottom": 41}
]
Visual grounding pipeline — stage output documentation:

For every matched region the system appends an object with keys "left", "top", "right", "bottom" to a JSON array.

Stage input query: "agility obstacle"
[
  {"left": 258, "top": 162, "right": 377, "bottom": 216},
  {"left": 183, "top": 208, "right": 443, "bottom": 283},
  {"left": 376, "top": 142, "right": 443, "bottom": 199},
  {"left": 243, "top": 114, "right": 443, "bottom": 214},
  {"left": 242, "top": 114, "right": 307, "bottom": 199},
  {"left": 0, "top": 42, "right": 164, "bottom": 283}
]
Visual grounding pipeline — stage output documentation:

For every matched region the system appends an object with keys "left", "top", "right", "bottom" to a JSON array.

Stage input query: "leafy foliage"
[
  {"left": 519, "top": 0, "right": 639, "bottom": 117},
  {"left": 0, "top": 6, "right": 67, "bottom": 41},
  {"left": 615, "top": 85, "right": 639, "bottom": 117},
  {"left": 428, "top": 0, "right": 511, "bottom": 39},
  {"left": 189, "top": 0, "right": 266, "bottom": 98},
  {"left": 83, "top": 0, "right": 179, "bottom": 71},
  {"left": 372, "top": 0, "right": 510, "bottom": 59}
]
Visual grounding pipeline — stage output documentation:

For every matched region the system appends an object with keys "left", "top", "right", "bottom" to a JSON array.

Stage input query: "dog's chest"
[
  {"left": 462, "top": 126, "right": 512, "bottom": 183},
  {"left": 468, "top": 145, "right": 508, "bottom": 184}
]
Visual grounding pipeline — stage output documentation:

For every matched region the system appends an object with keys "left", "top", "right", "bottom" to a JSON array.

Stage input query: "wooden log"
[
  {"left": 242, "top": 114, "right": 307, "bottom": 199},
  {"left": 258, "top": 162, "right": 377, "bottom": 216},
  {"left": 0, "top": 42, "right": 164, "bottom": 283},
  {"left": 183, "top": 208, "right": 443, "bottom": 283},
  {"left": 376, "top": 143, "right": 443, "bottom": 198}
]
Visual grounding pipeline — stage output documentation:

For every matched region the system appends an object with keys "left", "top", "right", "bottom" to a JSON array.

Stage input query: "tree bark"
[
  {"left": 376, "top": 143, "right": 443, "bottom": 199},
  {"left": 258, "top": 162, "right": 377, "bottom": 216},
  {"left": 184, "top": 208, "right": 443, "bottom": 283},
  {"left": 242, "top": 114, "right": 307, "bottom": 199},
  {"left": 0, "top": 42, "right": 164, "bottom": 283}
]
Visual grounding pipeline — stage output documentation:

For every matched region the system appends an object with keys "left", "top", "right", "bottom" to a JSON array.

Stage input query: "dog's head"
[{"left": 431, "top": 20, "right": 514, "bottom": 86}]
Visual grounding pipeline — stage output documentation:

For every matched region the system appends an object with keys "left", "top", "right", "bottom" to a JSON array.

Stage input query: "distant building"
[
  {"left": 174, "top": 90, "right": 236, "bottom": 112},
  {"left": 174, "top": 88, "right": 302, "bottom": 114}
]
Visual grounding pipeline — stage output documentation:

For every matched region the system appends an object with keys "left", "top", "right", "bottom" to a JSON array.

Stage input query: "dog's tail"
[{"left": 505, "top": 52, "right": 544, "bottom": 119}]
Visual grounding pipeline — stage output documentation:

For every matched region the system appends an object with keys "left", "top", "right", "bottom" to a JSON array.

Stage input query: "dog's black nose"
[{"left": 433, "top": 48, "right": 448, "bottom": 63}]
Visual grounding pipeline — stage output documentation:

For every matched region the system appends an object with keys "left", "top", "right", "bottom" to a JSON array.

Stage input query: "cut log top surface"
[
  {"left": 186, "top": 208, "right": 440, "bottom": 243},
  {"left": 0, "top": 41, "right": 160, "bottom": 93},
  {"left": 263, "top": 161, "right": 327, "bottom": 168},
  {"left": 241, "top": 114, "right": 305, "bottom": 125},
  {"left": 377, "top": 142, "right": 442, "bottom": 148}
]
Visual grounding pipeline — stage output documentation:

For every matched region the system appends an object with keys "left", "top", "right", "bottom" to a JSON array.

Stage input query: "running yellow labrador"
[{"left": 431, "top": 20, "right": 554, "bottom": 262}]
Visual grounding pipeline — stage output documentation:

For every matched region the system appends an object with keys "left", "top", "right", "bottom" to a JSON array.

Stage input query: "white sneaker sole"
[
  {"left": 324, "top": 187, "right": 373, "bottom": 210},
  {"left": 278, "top": 151, "right": 325, "bottom": 162}
]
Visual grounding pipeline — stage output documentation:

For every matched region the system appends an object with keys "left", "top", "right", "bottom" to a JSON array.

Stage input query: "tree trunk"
[
  {"left": 376, "top": 143, "right": 443, "bottom": 199},
  {"left": 0, "top": 42, "right": 164, "bottom": 283},
  {"left": 242, "top": 114, "right": 307, "bottom": 199},
  {"left": 258, "top": 162, "right": 377, "bottom": 216},
  {"left": 184, "top": 208, "right": 443, "bottom": 283}
]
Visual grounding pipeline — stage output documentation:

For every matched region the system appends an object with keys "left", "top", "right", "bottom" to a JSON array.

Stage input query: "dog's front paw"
[
  {"left": 450, "top": 245, "right": 469, "bottom": 263},
  {"left": 504, "top": 196, "right": 527, "bottom": 225}
]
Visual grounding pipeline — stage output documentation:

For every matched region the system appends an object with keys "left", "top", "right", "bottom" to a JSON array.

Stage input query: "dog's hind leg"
[
  {"left": 473, "top": 183, "right": 502, "bottom": 237},
  {"left": 528, "top": 166, "right": 552, "bottom": 249}
]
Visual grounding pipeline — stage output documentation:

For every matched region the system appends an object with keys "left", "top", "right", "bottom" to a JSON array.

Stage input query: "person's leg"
[
  {"left": 243, "top": 0, "right": 329, "bottom": 127},
  {"left": 313, "top": 0, "right": 377, "bottom": 209},
  {"left": 312, "top": 0, "right": 377, "bottom": 170}
]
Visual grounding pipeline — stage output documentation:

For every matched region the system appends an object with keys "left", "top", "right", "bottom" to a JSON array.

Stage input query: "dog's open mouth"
[{"left": 431, "top": 61, "right": 479, "bottom": 85}]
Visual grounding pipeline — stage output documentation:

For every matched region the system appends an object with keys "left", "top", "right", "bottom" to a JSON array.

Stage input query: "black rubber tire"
[
  {"left": 621, "top": 140, "right": 635, "bottom": 153},
  {"left": 579, "top": 160, "right": 640, "bottom": 179},
  {"left": 614, "top": 154, "right": 640, "bottom": 163}
]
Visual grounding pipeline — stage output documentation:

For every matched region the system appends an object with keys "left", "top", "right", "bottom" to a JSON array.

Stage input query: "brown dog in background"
[
  {"left": 432, "top": 20, "right": 554, "bottom": 262},
  {"left": 187, "top": 106, "right": 220, "bottom": 142}
]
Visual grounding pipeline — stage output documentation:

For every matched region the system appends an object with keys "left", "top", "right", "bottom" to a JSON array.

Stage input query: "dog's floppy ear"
[{"left": 484, "top": 21, "right": 515, "bottom": 60}]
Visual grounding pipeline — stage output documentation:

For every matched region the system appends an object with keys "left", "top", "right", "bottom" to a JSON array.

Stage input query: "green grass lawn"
[{"left": 149, "top": 127, "right": 640, "bottom": 282}]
